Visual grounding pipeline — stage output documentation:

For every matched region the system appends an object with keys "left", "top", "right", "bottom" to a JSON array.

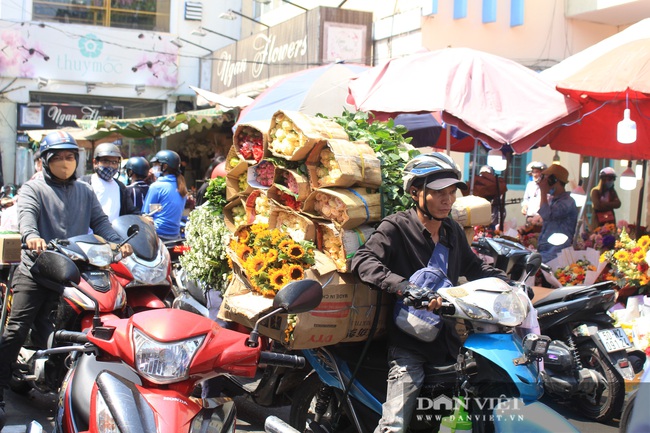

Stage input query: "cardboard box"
[
  {"left": 450, "top": 195, "right": 492, "bottom": 227},
  {"left": 218, "top": 262, "right": 388, "bottom": 350},
  {"left": 0, "top": 232, "right": 21, "bottom": 263}
]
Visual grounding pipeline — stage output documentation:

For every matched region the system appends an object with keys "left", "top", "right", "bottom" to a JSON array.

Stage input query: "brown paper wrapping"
[
  {"left": 247, "top": 160, "right": 276, "bottom": 190},
  {"left": 233, "top": 120, "right": 271, "bottom": 164},
  {"left": 450, "top": 195, "right": 492, "bottom": 227},
  {"left": 268, "top": 110, "right": 348, "bottom": 161},
  {"left": 244, "top": 190, "right": 271, "bottom": 225},
  {"left": 272, "top": 167, "right": 311, "bottom": 202},
  {"left": 306, "top": 139, "right": 382, "bottom": 189},
  {"left": 225, "top": 159, "right": 252, "bottom": 201},
  {"left": 303, "top": 187, "right": 382, "bottom": 230},
  {"left": 268, "top": 206, "right": 316, "bottom": 243},
  {"left": 317, "top": 222, "right": 375, "bottom": 273},
  {"left": 223, "top": 199, "right": 247, "bottom": 232},
  {"left": 225, "top": 144, "right": 242, "bottom": 173}
]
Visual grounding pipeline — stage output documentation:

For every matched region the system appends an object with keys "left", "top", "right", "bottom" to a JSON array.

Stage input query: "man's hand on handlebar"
[
  {"left": 26, "top": 237, "right": 47, "bottom": 253},
  {"left": 119, "top": 243, "right": 133, "bottom": 258},
  {"left": 399, "top": 283, "right": 443, "bottom": 311}
]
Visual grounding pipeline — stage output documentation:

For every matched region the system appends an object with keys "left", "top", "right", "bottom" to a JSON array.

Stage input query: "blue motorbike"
[{"left": 286, "top": 254, "right": 579, "bottom": 433}]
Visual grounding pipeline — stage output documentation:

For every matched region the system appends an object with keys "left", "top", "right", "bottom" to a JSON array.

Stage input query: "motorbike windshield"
[{"left": 112, "top": 215, "right": 158, "bottom": 261}]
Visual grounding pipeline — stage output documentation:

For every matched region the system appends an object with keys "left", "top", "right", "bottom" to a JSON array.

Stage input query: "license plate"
[{"left": 597, "top": 328, "right": 633, "bottom": 353}]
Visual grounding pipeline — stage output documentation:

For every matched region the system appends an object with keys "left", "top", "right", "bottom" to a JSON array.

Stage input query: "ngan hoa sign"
[
  {"left": 211, "top": 6, "right": 372, "bottom": 94},
  {"left": 216, "top": 33, "right": 308, "bottom": 87}
]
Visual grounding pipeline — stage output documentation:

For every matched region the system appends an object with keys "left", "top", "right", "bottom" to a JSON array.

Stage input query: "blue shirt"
[
  {"left": 537, "top": 191, "right": 578, "bottom": 262},
  {"left": 142, "top": 175, "right": 186, "bottom": 239}
]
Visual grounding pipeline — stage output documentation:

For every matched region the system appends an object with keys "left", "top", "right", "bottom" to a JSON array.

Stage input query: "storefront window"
[{"left": 32, "top": 0, "right": 170, "bottom": 32}]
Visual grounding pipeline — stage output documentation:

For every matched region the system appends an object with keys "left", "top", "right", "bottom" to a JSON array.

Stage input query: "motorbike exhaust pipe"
[{"left": 264, "top": 416, "right": 300, "bottom": 433}]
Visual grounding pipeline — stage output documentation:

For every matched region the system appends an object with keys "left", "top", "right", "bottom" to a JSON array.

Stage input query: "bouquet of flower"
[
  {"left": 236, "top": 126, "right": 265, "bottom": 163},
  {"left": 269, "top": 113, "right": 308, "bottom": 158},
  {"left": 579, "top": 223, "right": 618, "bottom": 251},
  {"left": 312, "top": 192, "right": 348, "bottom": 225},
  {"left": 238, "top": 173, "right": 249, "bottom": 192},
  {"left": 276, "top": 191, "right": 302, "bottom": 211},
  {"left": 314, "top": 148, "right": 343, "bottom": 186},
  {"left": 600, "top": 228, "right": 650, "bottom": 293},
  {"left": 253, "top": 161, "right": 275, "bottom": 187},
  {"left": 231, "top": 204, "right": 247, "bottom": 228},
  {"left": 554, "top": 259, "right": 596, "bottom": 286},
  {"left": 229, "top": 223, "right": 316, "bottom": 296}
]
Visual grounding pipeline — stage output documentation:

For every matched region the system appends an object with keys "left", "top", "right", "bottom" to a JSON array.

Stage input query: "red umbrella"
[
  {"left": 347, "top": 47, "right": 581, "bottom": 153},
  {"left": 544, "top": 38, "right": 650, "bottom": 160}
]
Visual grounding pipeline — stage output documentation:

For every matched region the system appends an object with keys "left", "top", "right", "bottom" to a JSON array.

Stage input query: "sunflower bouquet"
[
  {"left": 229, "top": 223, "right": 316, "bottom": 297},
  {"left": 599, "top": 228, "right": 650, "bottom": 293}
]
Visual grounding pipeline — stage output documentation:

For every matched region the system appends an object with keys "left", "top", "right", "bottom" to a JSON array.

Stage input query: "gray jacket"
[{"left": 17, "top": 175, "right": 123, "bottom": 277}]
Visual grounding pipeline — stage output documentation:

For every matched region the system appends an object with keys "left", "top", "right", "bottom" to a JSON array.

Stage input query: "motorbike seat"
[
  {"left": 532, "top": 282, "right": 611, "bottom": 307},
  {"left": 70, "top": 353, "right": 142, "bottom": 431}
]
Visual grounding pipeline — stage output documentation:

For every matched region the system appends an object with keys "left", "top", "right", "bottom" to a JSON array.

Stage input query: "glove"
[{"left": 400, "top": 283, "right": 440, "bottom": 308}]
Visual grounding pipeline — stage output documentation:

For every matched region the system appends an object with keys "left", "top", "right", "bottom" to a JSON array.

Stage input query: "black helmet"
[
  {"left": 154, "top": 150, "right": 181, "bottom": 172},
  {"left": 125, "top": 156, "right": 150, "bottom": 177},
  {"left": 39, "top": 131, "right": 79, "bottom": 157},
  {"left": 94, "top": 142, "right": 122, "bottom": 160}
]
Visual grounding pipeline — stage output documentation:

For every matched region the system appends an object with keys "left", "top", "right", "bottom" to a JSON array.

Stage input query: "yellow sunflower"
[
  {"left": 614, "top": 250, "right": 630, "bottom": 262},
  {"left": 285, "top": 243, "right": 305, "bottom": 260},
  {"left": 638, "top": 235, "right": 650, "bottom": 250},
  {"left": 236, "top": 244, "right": 253, "bottom": 262},
  {"left": 633, "top": 249, "right": 646, "bottom": 263},
  {"left": 269, "top": 267, "right": 290, "bottom": 292},
  {"left": 286, "top": 264, "right": 304, "bottom": 281},
  {"left": 278, "top": 239, "right": 292, "bottom": 250},
  {"left": 246, "top": 254, "right": 268, "bottom": 275},
  {"left": 266, "top": 248, "right": 279, "bottom": 264},
  {"left": 238, "top": 229, "right": 251, "bottom": 244}
]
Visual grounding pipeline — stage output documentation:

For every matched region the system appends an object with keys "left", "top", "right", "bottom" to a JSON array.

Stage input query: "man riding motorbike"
[
  {"left": 0, "top": 131, "right": 133, "bottom": 429},
  {"left": 351, "top": 152, "right": 509, "bottom": 433}
]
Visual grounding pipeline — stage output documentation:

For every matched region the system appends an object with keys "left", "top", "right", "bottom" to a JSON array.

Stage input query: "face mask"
[
  {"left": 549, "top": 187, "right": 556, "bottom": 196},
  {"left": 49, "top": 158, "right": 77, "bottom": 180},
  {"left": 151, "top": 165, "right": 162, "bottom": 179},
  {"left": 96, "top": 165, "right": 118, "bottom": 181},
  {"left": 605, "top": 180, "right": 615, "bottom": 189}
]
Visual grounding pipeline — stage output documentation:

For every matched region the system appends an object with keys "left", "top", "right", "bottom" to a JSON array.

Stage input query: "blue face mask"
[
  {"left": 96, "top": 165, "right": 118, "bottom": 181},
  {"left": 151, "top": 165, "right": 162, "bottom": 179},
  {"left": 604, "top": 180, "right": 615, "bottom": 189},
  {"left": 549, "top": 187, "right": 556, "bottom": 196}
]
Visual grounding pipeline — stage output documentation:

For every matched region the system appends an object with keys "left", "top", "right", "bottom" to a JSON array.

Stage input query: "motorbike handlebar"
[
  {"left": 259, "top": 351, "right": 306, "bottom": 369},
  {"left": 55, "top": 330, "right": 89, "bottom": 344}
]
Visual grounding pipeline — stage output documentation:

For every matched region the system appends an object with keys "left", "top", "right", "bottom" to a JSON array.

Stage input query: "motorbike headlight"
[
  {"left": 133, "top": 328, "right": 205, "bottom": 384},
  {"left": 95, "top": 390, "right": 119, "bottom": 433},
  {"left": 456, "top": 297, "right": 493, "bottom": 321},
  {"left": 77, "top": 242, "right": 113, "bottom": 267},
  {"left": 493, "top": 291, "right": 527, "bottom": 327},
  {"left": 121, "top": 246, "right": 170, "bottom": 285}
]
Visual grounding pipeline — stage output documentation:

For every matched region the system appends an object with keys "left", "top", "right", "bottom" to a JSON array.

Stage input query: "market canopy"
[
  {"left": 190, "top": 85, "right": 254, "bottom": 110},
  {"left": 24, "top": 127, "right": 122, "bottom": 149},
  {"left": 540, "top": 19, "right": 650, "bottom": 160},
  {"left": 76, "top": 107, "right": 237, "bottom": 141},
  {"left": 347, "top": 47, "right": 582, "bottom": 154}
]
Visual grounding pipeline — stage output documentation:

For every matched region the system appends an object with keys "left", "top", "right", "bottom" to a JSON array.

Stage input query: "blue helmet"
[
  {"left": 39, "top": 131, "right": 79, "bottom": 157},
  {"left": 125, "top": 156, "right": 150, "bottom": 177},
  {"left": 154, "top": 150, "right": 181, "bottom": 172}
]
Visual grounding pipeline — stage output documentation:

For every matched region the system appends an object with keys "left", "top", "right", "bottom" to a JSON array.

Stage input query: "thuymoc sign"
[{"left": 211, "top": 6, "right": 372, "bottom": 95}]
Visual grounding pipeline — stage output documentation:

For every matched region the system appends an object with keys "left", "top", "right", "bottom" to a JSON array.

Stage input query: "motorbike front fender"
[
  {"left": 493, "top": 399, "right": 579, "bottom": 433},
  {"left": 463, "top": 334, "right": 543, "bottom": 402}
]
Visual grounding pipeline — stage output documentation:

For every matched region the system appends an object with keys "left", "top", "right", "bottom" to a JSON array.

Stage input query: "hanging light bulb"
[
  {"left": 581, "top": 162, "right": 590, "bottom": 179},
  {"left": 636, "top": 164, "right": 643, "bottom": 179},
  {"left": 620, "top": 164, "right": 637, "bottom": 190},
  {"left": 617, "top": 93, "right": 637, "bottom": 144},
  {"left": 552, "top": 151, "right": 560, "bottom": 164},
  {"left": 486, "top": 149, "right": 507, "bottom": 172}
]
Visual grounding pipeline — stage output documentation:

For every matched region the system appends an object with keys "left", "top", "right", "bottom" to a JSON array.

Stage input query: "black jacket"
[
  {"left": 351, "top": 208, "right": 508, "bottom": 362},
  {"left": 80, "top": 174, "right": 139, "bottom": 216}
]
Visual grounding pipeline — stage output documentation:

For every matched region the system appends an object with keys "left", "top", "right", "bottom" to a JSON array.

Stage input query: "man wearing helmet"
[
  {"left": 124, "top": 156, "right": 152, "bottom": 213},
  {"left": 352, "top": 152, "right": 508, "bottom": 433},
  {"left": 521, "top": 161, "right": 547, "bottom": 223},
  {"left": 0, "top": 131, "right": 133, "bottom": 427},
  {"left": 589, "top": 167, "right": 621, "bottom": 230},
  {"left": 80, "top": 142, "right": 138, "bottom": 221},
  {"left": 142, "top": 150, "right": 188, "bottom": 240},
  {"left": 537, "top": 163, "right": 579, "bottom": 262}
]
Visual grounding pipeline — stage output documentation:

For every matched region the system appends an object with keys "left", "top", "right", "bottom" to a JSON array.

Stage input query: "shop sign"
[
  {"left": 17, "top": 103, "right": 124, "bottom": 130},
  {"left": 212, "top": 6, "right": 372, "bottom": 94}
]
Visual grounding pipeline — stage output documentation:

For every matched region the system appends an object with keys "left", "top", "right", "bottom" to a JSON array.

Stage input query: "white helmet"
[
  {"left": 526, "top": 161, "right": 547, "bottom": 173},
  {"left": 402, "top": 152, "right": 466, "bottom": 192}
]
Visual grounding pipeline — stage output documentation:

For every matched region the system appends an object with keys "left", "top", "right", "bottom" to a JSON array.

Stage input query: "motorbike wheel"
[
  {"left": 289, "top": 373, "right": 356, "bottom": 433},
  {"left": 618, "top": 389, "right": 637, "bottom": 433},
  {"left": 575, "top": 343, "right": 625, "bottom": 423}
]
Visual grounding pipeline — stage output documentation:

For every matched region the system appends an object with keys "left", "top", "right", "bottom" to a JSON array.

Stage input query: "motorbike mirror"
[
  {"left": 522, "top": 252, "right": 543, "bottom": 282},
  {"left": 273, "top": 279, "right": 323, "bottom": 314},
  {"left": 118, "top": 224, "right": 140, "bottom": 249},
  {"left": 32, "top": 250, "right": 81, "bottom": 285},
  {"left": 547, "top": 232, "right": 569, "bottom": 246}
]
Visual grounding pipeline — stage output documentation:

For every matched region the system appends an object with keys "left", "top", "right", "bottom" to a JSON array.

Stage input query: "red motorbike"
[
  {"left": 25, "top": 248, "right": 322, "bottom": 433},
  {"left": 3, "top": 227, "right": 139, "bottom": 396},
  {"left": 110, "top": 214, "right": 173, "bottom": 312}
]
